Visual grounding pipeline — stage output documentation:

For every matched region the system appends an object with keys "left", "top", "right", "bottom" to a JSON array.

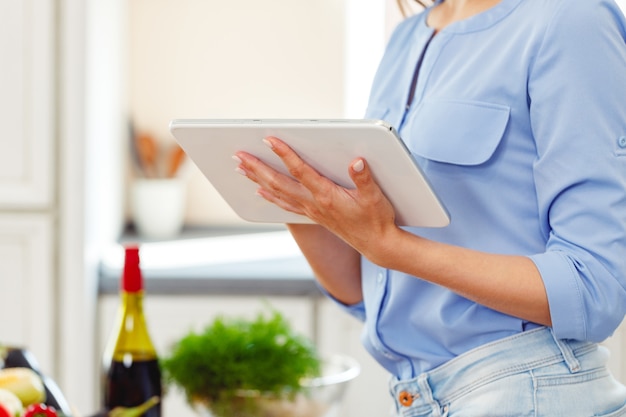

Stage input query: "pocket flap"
[{"left": 406, "top": 100, "right": 510, "bottom": 166}]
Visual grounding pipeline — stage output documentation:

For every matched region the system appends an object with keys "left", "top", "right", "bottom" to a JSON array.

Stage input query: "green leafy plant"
[{"left": 160, "top": 310, "right": 321, "bottom": 416}]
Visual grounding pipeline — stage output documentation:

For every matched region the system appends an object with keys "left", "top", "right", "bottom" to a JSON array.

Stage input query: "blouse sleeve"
[{"left": 528, "top": 0, "right": 626, "bottom": 341}]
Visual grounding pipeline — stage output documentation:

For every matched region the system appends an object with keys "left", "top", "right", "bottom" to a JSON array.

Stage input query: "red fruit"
[
  {"left": 0, "top": 404, "right": 12, "bottom": 417},
  {"left": 23, "top": 403, "right": 58, "bottom": 417}
]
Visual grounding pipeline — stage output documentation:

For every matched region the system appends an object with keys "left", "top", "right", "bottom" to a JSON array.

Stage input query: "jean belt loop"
[
  {"left": 550, "top": 328, "right": 581, "bottom": 373},
  {"left": 417, "top": 374, "right": 446, "bottom": 416}
]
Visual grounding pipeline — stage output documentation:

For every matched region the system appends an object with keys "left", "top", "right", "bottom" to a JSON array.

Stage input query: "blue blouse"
[{"left": 338, "top": 0, "right": 626, "bottom": 379}]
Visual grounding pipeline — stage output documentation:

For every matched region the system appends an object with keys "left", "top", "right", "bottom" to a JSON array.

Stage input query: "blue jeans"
[{"left": 389, "top": 327, "right": 626, "bottom": 416}]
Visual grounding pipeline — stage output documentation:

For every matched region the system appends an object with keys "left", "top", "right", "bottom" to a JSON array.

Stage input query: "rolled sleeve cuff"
[
  {"left": 315, "top": 282, "right": 366, "bottom": 322},
  {"left": 529, "top": 251, "right": 586, "bottom": 340}
]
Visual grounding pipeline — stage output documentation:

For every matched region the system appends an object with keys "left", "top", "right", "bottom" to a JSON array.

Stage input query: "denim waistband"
[{"left": 389, "top": 327, "right": 597, "bottom": 412}]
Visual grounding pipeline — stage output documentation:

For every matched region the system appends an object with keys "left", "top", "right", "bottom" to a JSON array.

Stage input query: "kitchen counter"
[{"left": 98, "top": 226, "right": 321, "bottom": 297}]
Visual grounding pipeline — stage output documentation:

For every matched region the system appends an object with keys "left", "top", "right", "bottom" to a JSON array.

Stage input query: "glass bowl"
[{"left": 193, "top": 354, "right": 360, "bottom": 417}]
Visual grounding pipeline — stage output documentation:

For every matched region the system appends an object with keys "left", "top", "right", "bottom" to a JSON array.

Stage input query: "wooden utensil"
[
  {"left": 166, "top": 145, "right": 186, "bottom": 178},
  {"left": 135, "top": 133, "right": 158, "bottom": 178}
]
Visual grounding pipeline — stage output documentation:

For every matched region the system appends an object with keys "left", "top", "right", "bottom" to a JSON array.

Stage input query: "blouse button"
[{"left": 619, "top": 136, "right": 626, "bottom": 148}]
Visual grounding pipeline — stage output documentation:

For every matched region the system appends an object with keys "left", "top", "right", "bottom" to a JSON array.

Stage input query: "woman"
[{"left": 233, "top": 0, "right": 626, "bottom": 415}]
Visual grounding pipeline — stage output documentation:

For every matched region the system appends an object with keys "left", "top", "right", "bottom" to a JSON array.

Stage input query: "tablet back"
[{"left": 170, "top": 119, "right": 449, "bottom": 227}]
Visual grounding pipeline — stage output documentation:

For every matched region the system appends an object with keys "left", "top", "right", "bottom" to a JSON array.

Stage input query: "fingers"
[
  {"left": 262, "top": 136, "right": 330, "bottom": 195},
  {"left": 236, "top": 137, "right": 381, "bottom": 204},
  {"left": 232, "top": 144, "right": 310, "bottom": 215},
  {"left": 233, "top": 152, "right": 302, "bottom": 199},
  {"left": 233, "top": 136, "right": 338, "bottom": 222},
  {"left": 233, "top": 136, "right": 391, "bottom": 227},
  {"left": 265, "top": 137, "right": 378, "bottom": 200}
]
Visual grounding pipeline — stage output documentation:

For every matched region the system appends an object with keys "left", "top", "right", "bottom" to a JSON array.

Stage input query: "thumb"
[{"left": 349, "top": 158, "right": 379, "bottom": 194}]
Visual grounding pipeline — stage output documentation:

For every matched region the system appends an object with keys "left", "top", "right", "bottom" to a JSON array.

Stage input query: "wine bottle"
[{"left": 102, "top": 245, "right": 161, "bottom": 417}]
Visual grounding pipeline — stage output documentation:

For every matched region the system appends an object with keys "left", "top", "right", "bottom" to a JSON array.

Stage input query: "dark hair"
[{"left": 396, "top": 0, "right": 431, "bottom": 17}]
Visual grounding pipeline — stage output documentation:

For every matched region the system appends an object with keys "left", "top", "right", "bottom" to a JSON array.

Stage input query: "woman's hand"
[{"left": 233, "top": 136, "right": 399, "bottom": 258}]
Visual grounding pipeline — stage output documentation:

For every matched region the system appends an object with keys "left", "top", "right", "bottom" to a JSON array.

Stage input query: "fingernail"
[
  {"left": 352, "top": 159, "right": 364, "bottom": 172},
  {"left": 232, "top": 155, "right": 243, "bottom": 163},
  {"left": 263, "top": 138, "right": 274, "bottom": 149},
  {"left": 235, "top": 167, "right": 247, "bottom": 176}
]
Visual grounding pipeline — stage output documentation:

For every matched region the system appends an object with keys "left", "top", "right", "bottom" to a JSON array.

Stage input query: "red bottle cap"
[{"left": 122, "top": 245, "right": 143, "bottom": 292}]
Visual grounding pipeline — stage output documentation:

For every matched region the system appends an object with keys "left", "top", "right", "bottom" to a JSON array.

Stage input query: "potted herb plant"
[{"left": 160, "top": 310, "right": 359, "bottom": 417}]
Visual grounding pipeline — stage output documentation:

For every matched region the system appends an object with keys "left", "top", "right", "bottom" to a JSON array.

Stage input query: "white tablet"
[{"left": 169, "top": 119, "right": 450, "bottom": 227}]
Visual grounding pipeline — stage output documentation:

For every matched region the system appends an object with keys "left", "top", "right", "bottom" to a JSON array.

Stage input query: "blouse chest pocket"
[{"left": 404, "top": 99, "right": 511, "bottom": 166}]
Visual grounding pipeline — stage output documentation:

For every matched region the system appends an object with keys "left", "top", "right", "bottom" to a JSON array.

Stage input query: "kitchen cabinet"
[
  {"left": 0, "top": 0, "right": 127, "bottom": 410},
  {"left": 0, "top": 216, "right": 54, "bottom": 369},
  {"left": 0, "top": 0, "right": 56, "bottom": 375},
  {"left": 0, "top": 0, "right": 54, "bottom": 209}
]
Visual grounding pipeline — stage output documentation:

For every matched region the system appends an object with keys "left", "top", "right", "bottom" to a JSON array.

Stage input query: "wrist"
[{"left": 361, "top": 224, "right": 407, "bottom": 268}]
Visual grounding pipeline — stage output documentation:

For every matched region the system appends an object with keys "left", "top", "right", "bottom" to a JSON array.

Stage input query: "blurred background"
[
  {"left": 127, "top": 0, "right": 408, "bottom": 226},
  {"left": 1, "top": 0, "right": 626, "bottom": 416}
]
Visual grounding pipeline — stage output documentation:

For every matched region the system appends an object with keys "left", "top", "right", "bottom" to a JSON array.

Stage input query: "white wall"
[
  {"left": 127, "top": 0, "right": 390, "bottom": 226},
  {"left": 127, "top": 0, "right": 344, "bottom": 225}
]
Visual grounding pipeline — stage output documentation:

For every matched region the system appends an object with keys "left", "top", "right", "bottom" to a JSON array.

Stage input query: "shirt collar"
[{"left": 426, "top": 0, "right": 524, "bottom": 34}]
